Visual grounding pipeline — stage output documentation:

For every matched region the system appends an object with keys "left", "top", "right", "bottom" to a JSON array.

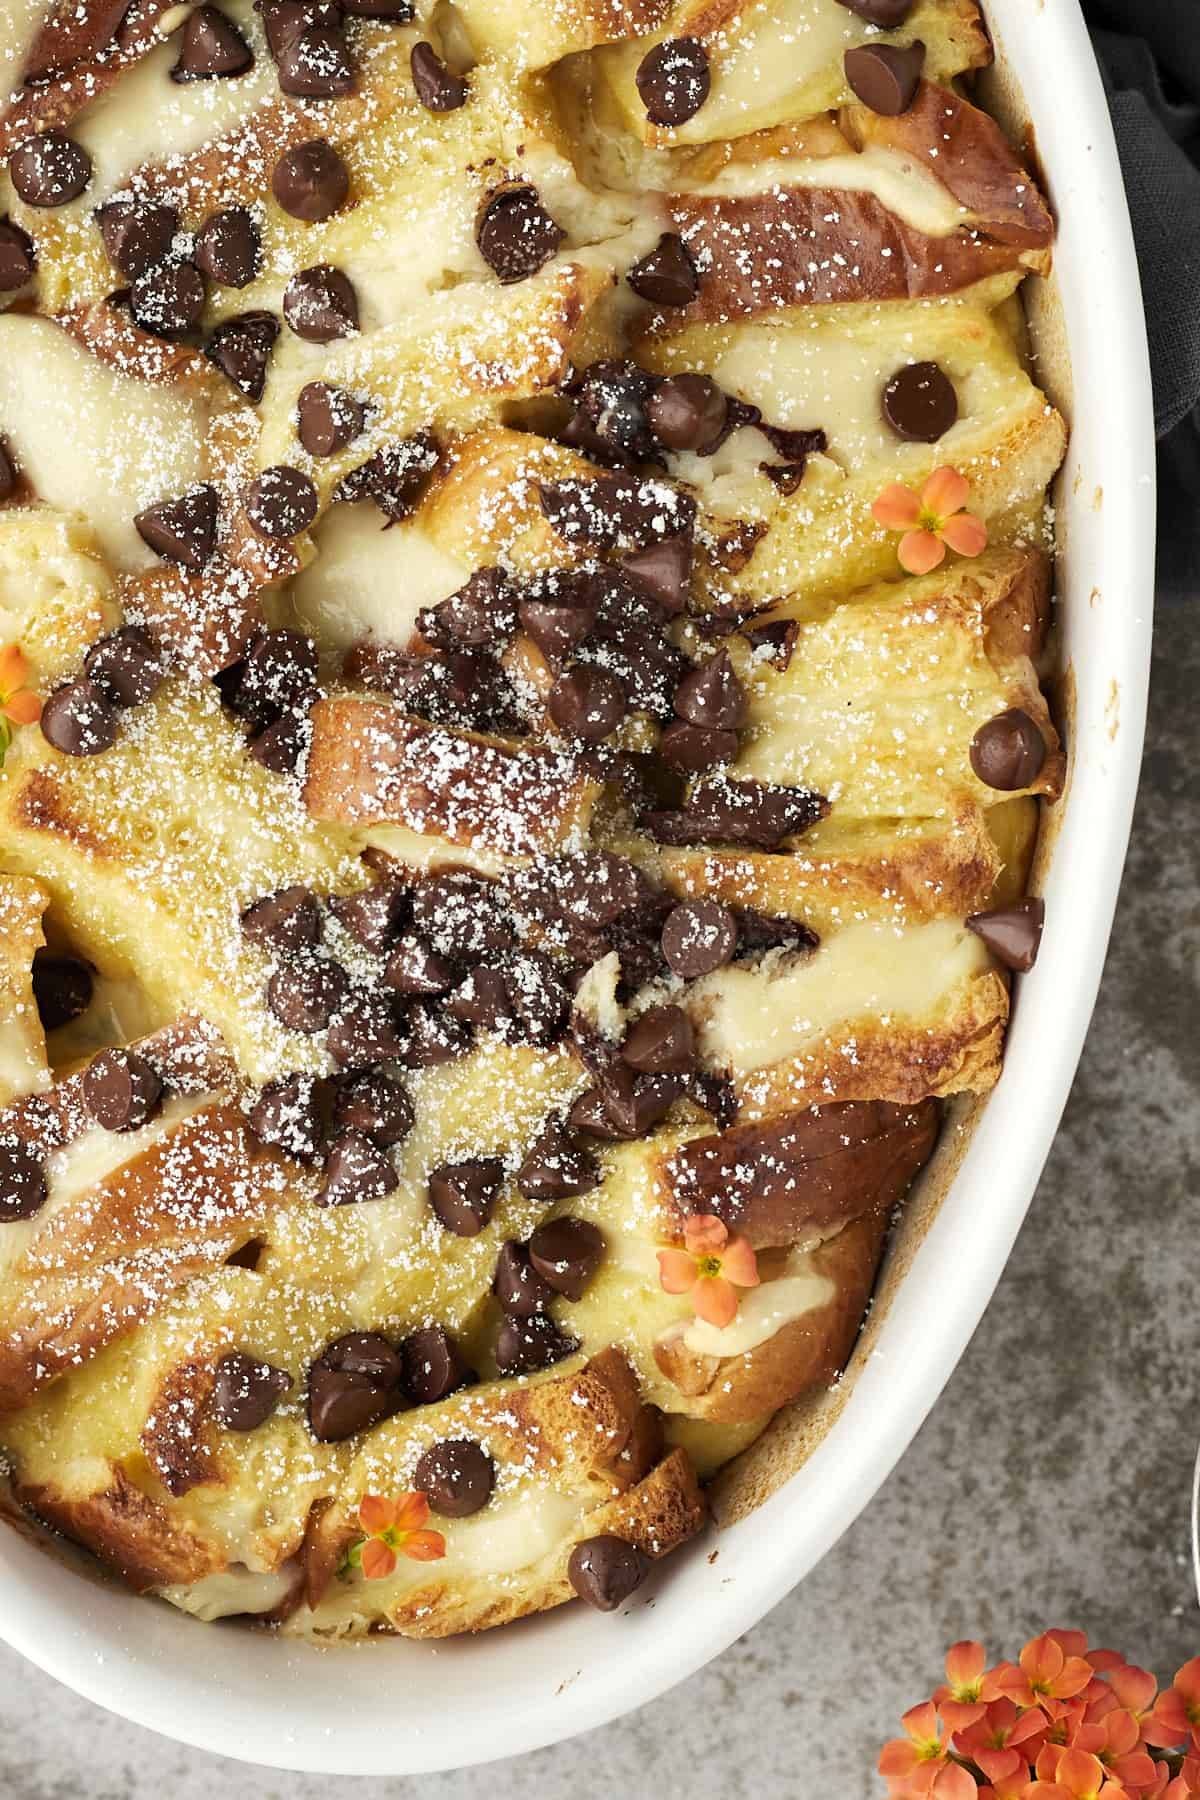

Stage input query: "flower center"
[{"left": 696, "top": 1254, "right": 723, "bottom": 1279}]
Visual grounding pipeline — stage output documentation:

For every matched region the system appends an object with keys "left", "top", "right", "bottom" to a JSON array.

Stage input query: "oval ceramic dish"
[{"left": 0, "top": 0, "right": 1154, "bottom": 1772}]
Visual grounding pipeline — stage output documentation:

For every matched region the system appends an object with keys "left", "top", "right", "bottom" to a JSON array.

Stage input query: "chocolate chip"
[
  {"left": 95, "top": 200, "right": 177, "bottom": 279},
  {"left": 843, "top": 39, "right": 924, "bottom": 115},
  {"left": 332, "top": 1068, "right": 413, "bottom": 1146},
  {"left": 0, "top": 1142, "right": 47, "bottom": 1223},
  {"left": 636, "top": 35, "right": 709, "bottom": 127},
  {"left": 548, "top": 665, "right": 627, "bottom": 741},
  {"left": 40, "top": 681, "right": 120, "bottom": 757},
  {"left": 240, "top": 884, "right": 322, "bottom": 954},
  {"left": 448, "top": 964, "right": 512, "bottom": 1034},
  {"left": 966, "top": 897, "right": 1045, "bottom": 972},
  {"left": 135, "top": 485, "right": 219, "bottom": 571},
  {"left": 334, "top": 433, "right": 438, "bottom": 521},
  {"left": 568, "top": 1535, "right": 647, "bottom": 1611},
  {"left": 340, "top": 0, "right": 411, "bottom": 13},
  {"left": 245, "top": 465, "right": 318, "bottom": 539},
  {"left": 206, "top": 311, "right": 278, "bottom": 401},
  {"left": 503, "top": 951, "right": 570, "bottom": 1045},
  {"left": 518, "top": 591, "right": 597, "bottom": 664},
  {"left": 0, "top": 218, "right": 35, "bottom": 291},
  {"left": 383, "top": 935, "right": 455, "bottom": 996},
  {"left": 648, "top": 373, "right": 727, "bottom": 454},
  {"left": 882, "top": 360, "right": 957, "bottom": 443},
  {"left": 0, "top": 442, "right": 16, "bottom": 503},
  {"left": 733, "top": 907, "right": 818, "bottom": 962},
  {"left": 835, "top": 0, "right": 914, "bottom": 24},
  {"left": 83, "top": 626, "right": 165, "bottom": 709},
  {"left": 493, "top": 1239, "right": 555, "bottom": 1317},
  {"left": 428, "top": 1157, "right": 503, "bottom": 1236},
  {"left": 276, "top": 23, "right": 355, "bottom": 96},
  {"left": 328, "top": 991, "right": 404, "bottom": 1067},
  {"left": 399, "top": 1326, "right": 472, "bottom": 1406},
  {"left": 248, "top": 1070, "right": 325, "bottom": 1162},
  {"left": 194, "top": 206, "right": 260, "bottom": 287},
  {"left": 10, "top": 132, "right": 91, "bottom": 208},
  {"left": 660, "top": 898, "right": 738, "bottom": 978},
  {"left": 620, "top": 535, "right": 692, "bottom": 615},
  {"left": 658, "top": 721, "right": 736, "bottom": 773},
  {"left": 476, "top": 184, "right": 564, "bottom": 284},
  {"left": 329, "top": 877, "right": 408, "bottom": 952},
  {"left": 495, "top": 1312, "right": 577, "bottom": 1377},
  {"left": 627, "top": 231, "right": 698, "bottom": 307},
  {"left": 514, "top": 849, "right": 650, "bottom": 934},
  {"left": 296, "top": 381, "right": 364, "bottom": 458},
  {"left": 414, "top": 1439, "right": 493, "bottom": 1517},
  {"left": 257, "top": 0, "right": 338, "bottom": 58},
  {"left": 266, "top": 956, "right": 348, "bottom": 1033},
  {"left": 643, "top": 777, "right": 828, "bottom": 850},
  {"left": 517, "top": 1119, "right": 599, "bottom": 1203},
  {"left": 238, "top": 629, "right": 320, "bottom": 727},
  {"left": 673, "top": 650, "right": 746, "bottom": 731},
  {"left": 249, "top": 705, "right": 312, "bottom": 775},
  {"left": 400, "top": 1004, "right": 470, "bottom": 1068},
  {"left": 621, "top": 1004, "right": 695, "bottom": 1075},
  {"left": 271, "top": 139, "right": 349, "bottom": 225},
  {"left": 539, "top": 472, "right": 696, "bottom": 552},
  {"left": 82, "top": 1046, "right": 163, "bottom": 1131},
  {"left": 319, "top": 1127, "right": 398, "bottom": 1205},
  {"left": 562, "top": 359, "right": 659, "bottom": 467},
  {"left": 410, "top": 40, "right": 468, "bottom": 111},
  {"left": 969, "top": 708, "right": 1046, "bottom": 791},
  {"left": 31, "top": 953, "right": 93, "bottom": 1031},
  {"left": 411, "top": 870, "right": 512, "bottom": 959},
  {"left": 308, "top": 1336, "right": 400, "bottom": 1441},
  {"left": 528, "top": 1216, "right": 604, "bottom": 1301},
  {"left": 130, "top": 260, "right": 206, "bottom": 338},
  {"left": 568, "top": 1064, "right": 682, "bottom": 1141},
  {"left": 283, "top": 262, "right": 358, "bottom": 342},
  {"left": 211, "top": 1352, "right": 292, "bottom": 1430},
  {"left": 420, "top": 568, "right": 517, "bottom": 651},
  {"left": 171, "top": 4, "right": 253, "bottom": 77}
]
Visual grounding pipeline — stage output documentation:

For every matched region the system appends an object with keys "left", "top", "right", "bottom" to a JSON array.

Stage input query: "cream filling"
[
  {"left": 290, "top": 504, "right": 471, "bottom": 652},
  {"left": 679, "top": 144, "right": 966, "bottom": 239},
  {"left": 160, "top": 1563, "right": 297, "bottom": 1621},
  {"left": 70, "top": 0, "right": 274, "bottom": 206},
  {"left": 1, "top": 0, "right": 48, "bottom": 111},
  {"left": 681, "top": 1266, "right": 836, "bottom": 1358},
  {"left": 689, "top": 918, "right": 988, "bottom": 1074},
  {"left": 0, "top": 315, "right": 210, "bottom": 572},
  {"left": 0, "top": 995, "right": 45, "bottom": 1105}
]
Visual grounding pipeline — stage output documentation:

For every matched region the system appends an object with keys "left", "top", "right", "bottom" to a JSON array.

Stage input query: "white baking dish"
[{"left": 0, "top": 0, "right": 1154, "bottom": 1772}]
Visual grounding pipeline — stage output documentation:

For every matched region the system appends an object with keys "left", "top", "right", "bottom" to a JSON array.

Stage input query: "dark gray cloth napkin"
[{"left": 1084, "top": 0, "right": 1200, "bottom": 600}]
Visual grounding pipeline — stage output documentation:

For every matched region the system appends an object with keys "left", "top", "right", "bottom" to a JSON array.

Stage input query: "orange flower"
[
  {"left": 954, "top": 1696, "right": 1047, "bottom": 1768},
  {"left": 657, "top": 1213, "right": 759, "bottom": 1329},
  {"left": 0, "top": 644, "right": 40, "bottom": 766},
  {"left": 975, "top": 1748, "right": 1037, "bottom": 1799},
  {"left": 935, "top": 1640, "right": 990, "bottom": 1733},
  {"left": 1075, "top": 1707, "right": 1157, "bottom": 1791},
  {"left": 1029, "top": 1744, "right": 1131, "bottom": 1798},
  {"left": 872, "top": 466, "right": 988, "bottom": 576},
  {"left": 989, "top": 1635, "right": 1096, "bottom": 1710},
  {"left": 1146, "top": 1660, "right": 1200, "bottom": 1753},
  {"left": 879, "top": 1701, "right": 971, "bottom": 1796},
  {"left": 347, "top": 1491, "right": 445, "bottom": 1580}
]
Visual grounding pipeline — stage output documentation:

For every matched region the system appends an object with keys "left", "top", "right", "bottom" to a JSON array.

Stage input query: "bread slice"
[
  {"left": 593, "top": 0, "right": 989, "bottom": 148},
  {"left": 0, "top": 875, "right": 50, "bottom": 1108}
]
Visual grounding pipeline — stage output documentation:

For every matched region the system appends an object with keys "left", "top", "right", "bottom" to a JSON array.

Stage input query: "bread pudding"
[{"left": 0, "top": 0, "right": 1064, "bottom": 1636}]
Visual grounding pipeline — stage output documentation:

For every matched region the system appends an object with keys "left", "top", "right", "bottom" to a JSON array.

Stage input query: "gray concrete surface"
[{"left": 1, "top": 605, "right": 1196, "bottom": 1800}]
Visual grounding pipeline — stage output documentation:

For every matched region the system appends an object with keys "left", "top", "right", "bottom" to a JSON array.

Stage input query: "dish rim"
[{"left": 0, "top": 0, "right": 1155, "bottom": 1773}]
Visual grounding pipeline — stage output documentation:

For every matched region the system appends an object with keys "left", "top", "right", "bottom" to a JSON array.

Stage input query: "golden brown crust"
[
  {"left": 653, "top": 1211, "right": 888, "bottom": 1421},
  {"left": 660, "top": 1098, "right": 939, "bottom": 1246},
  {"left": 0, "top": 874, "right": 50, "bottom": 1107},
  {"left": 304, "top": 696, "right": 599, "bottom": 857},
  {"left": 139, "top": 1357, "right": 221, "bottom": 1499},
  {"left": 17, "top": 1464, "right": 218, "bottom": 1591}
]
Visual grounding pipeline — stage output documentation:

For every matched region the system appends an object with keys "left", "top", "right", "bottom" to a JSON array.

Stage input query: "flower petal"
[
  {"left": 657, "top": 1247, "right": 696, "bottom": 1294},
  {"left": 1, "top": 688, "right": 40, "bottom": 724},
  {"left": 898, "top": 528, "right": 947, "bottom": 576},
  {"left": 393, "top": 1491, "right": 432, "bottom": 1534},
  {"left": 921, "top": 465, "right": 970, "bottom": 518},
  {"left": 358, "top": 1493, "right": 398, "bottom": 1534},
  {"left": 359, "top": 1537, "right": 397, "bottom": 1581},
  {"left": 402, "top": 1529, "right": 446, "bottom": 1562},
  {"left": 879, "top": 1738, "right": 922, "bottom": 1780},
  {"left": 902, "top": 1701, "right": 941, "bottom": 1746},
  {"left": 684, "top": 1214, "right": 728, "bottom": 1256},
  {"left": 872, "top": 480, "right": 923, "bottom": 531},
  {"left": 940, "top": 510, "right": 988, "bottom": 558},
  {"left": 0, "top": 644, "right": 28, "bottom": 694},
  {"left": 945, "top": 1640, "right": 987, "bottom": 1689},
  {"left": 721, "top": 1233, "right": 760, "bottom": 1289},
  {"left": 692, "top": 1273, "right": 739, "bottom": 1329}
]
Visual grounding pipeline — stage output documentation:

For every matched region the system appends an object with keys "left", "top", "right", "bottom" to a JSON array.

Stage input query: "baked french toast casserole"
[{"left": 0, "top": 0, "right": 1065, "bottom": 1636}]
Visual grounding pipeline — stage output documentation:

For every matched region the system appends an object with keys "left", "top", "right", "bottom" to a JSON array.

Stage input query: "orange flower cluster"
[
  {"left": 879, "top": 1633, "right": 1200, "bottom": 1800},
  {"left": 0, "top": 644, "right": 40, "bottom": 768}
]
